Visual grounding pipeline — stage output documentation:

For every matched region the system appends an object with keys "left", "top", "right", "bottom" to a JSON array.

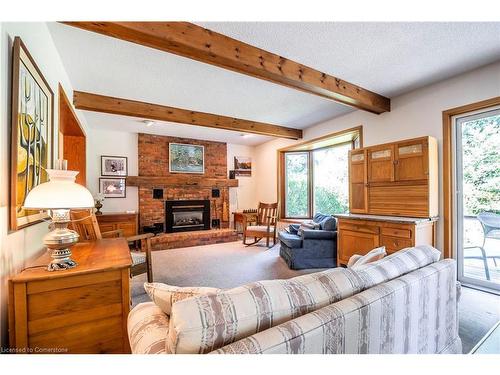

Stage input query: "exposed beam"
[
  {"left": 62, "top": 22, "right": 391, "bottom": 114},
  {"left": 73, "top": 91, "right": 303, "bottom": 140}
]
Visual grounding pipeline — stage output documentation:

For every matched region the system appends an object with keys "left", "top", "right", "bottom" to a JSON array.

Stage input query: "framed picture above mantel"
[
  {"left": 10, "top": 37, "right": 54, "bottom": 231},
  {"left": 169, "top": 142, "right": 204, "bottom": 174}
]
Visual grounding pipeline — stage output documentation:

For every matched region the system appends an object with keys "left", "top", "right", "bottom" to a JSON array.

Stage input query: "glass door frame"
[
  {"left": 453, "top": 106, "right": 500, "bottom": 293},
  {"left": 283, "top": 151, "right": 312, "bottom": 219}
]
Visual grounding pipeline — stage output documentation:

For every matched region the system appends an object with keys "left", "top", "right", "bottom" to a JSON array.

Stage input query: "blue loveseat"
[{"left": 278, "top": 213, "right": 338, "bottom": 270}]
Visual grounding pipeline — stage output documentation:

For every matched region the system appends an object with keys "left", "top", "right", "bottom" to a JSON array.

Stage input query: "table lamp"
[{"left": 23, "top": 164, "right": 94, "bottom": 271}]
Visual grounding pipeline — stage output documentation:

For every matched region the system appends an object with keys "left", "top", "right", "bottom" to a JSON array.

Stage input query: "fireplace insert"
[{"left": 165, "top": 200, "right": 210, "bottom": 233}]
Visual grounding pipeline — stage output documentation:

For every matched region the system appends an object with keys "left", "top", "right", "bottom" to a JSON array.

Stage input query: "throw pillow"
[
  {"left": 297, "top": 221, "right": 319, "bottom": 235},
  {"left": 304, "top": 220, "right": 321, "bottom": 229},
  {"left": 167, "top": 267, "right": 365, "bottom": 354},
  {"left": 347, "top": 246, "right": 387, "bottom": 269},
  {"left": 144, "top": 282, "right": 222, "bottom": 315}
]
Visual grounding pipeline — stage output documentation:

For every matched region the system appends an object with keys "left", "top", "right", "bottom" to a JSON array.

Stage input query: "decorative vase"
[{"left": 95, "top": 200, "right": 103, "bottom": 215}]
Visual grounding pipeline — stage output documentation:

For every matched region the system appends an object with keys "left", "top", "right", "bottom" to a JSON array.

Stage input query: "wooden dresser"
[
  {"left": 9, "top": 239, "right": 132, "bottom": 354},
  {"left": 96, "top": 212, "right": 138, "bottom": 237},
  {"left": 336, "top": 214, "right": 437, "bottom": 266}
]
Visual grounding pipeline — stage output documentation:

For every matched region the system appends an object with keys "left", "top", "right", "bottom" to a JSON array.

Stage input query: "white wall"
[
  {"left": 86, "top": 128, "right": 139, "bottom": 212},
  {"left": 255, "top": 61, "right": 500, "bottom": 252},
  {"left": 0, "top": 22, "right": 89, "bottom": 348},
  {"left": 227, "top": 144, "right": 257, "bottom": 223},
  {"left": 85, "top": 129, "right": 258, "bottom": 220}
]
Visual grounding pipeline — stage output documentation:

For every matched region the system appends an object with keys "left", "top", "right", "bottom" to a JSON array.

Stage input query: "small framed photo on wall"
[
  {"left": 234, "top": 156, "right": 252, "bottom": 176},
  {"left": 99, "top": 177, "right": 126, "bottom": 198},
  {"left": 101, "top": 155, "right": 128, "bottom": 176}
]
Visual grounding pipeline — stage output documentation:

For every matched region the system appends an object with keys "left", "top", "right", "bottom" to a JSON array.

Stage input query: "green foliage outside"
[
  {"left": 314, "top": 185, "right": 349, "bottom": 215},
  {"left": 285, "top": 144, "right": 349, "bottom": 217},
  {"left": 285, "top": 153, "right": 308, "bottom": 217},
  {"left": 461, "top": 114, "right": 500, "bottom": 215}
]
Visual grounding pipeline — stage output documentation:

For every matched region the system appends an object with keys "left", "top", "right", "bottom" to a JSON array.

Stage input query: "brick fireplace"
[{"left": 133, "top": 133, "right": 238, "bottom": 249}]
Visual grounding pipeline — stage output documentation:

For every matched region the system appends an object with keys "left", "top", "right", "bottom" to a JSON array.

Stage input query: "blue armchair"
[{"left": 278, "top": 213, "right": 337, "bottom": 270}]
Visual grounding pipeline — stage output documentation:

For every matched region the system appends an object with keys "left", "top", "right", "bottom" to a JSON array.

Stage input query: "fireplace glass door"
[{"left": 172, "top": 210, "right": 204, "bottom": 229}]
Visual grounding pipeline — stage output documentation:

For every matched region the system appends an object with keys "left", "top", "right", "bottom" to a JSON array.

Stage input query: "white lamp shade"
[{"left": 23, "top": 169, "right": 95, "bottom": 210}]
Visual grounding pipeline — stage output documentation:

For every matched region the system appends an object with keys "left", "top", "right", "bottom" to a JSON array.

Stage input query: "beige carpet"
[{"left": 131, "top": 241, "right": 323, "bottom": 305}]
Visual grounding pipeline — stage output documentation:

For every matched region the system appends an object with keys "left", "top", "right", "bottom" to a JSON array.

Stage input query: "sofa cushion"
[
  {"left": 303, "top": 220, "right": 321, "bottom": 230},
  {"left": 313, "top": 213, "right": 336, "bottom": 231},
  {"left": 353, "top": 245, "right": 441, "bottom": 289},
  {"left": 128, "top": 302, "right": 170, "bottom": 354},
  {"left": 144, "top": 282, "right": 221, "bottom": 315},
  {"left": 166, "top": 267, "right": 365, "bottom": 353},
  {"left": 301, "top": 229, "right": 336, "bottom": 240},
  {"left": 278, "top": 231, "right": 303, "bottom": 248},
  {"left": 246, "top": 225, "right": 275, "bottom": 233},
  {"left": 347, "top": 246, "right": 387, "bottom": 268}
]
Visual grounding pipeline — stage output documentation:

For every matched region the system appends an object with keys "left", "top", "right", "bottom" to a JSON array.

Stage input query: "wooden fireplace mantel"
[{"left": 126, "top": 175, "right": 239, "bottom": 188}]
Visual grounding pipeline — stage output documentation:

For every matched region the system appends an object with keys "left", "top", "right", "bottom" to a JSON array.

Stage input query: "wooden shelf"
[{"left": 126, "top": 175, "right": 239, "bottom": 188}]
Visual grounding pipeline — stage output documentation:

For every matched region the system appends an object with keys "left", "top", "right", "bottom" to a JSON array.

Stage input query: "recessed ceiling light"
[
  {"left": 240, "top": 133, "right": 253, "bottom": 138},
  {"left": 143, "top": 120, "right": 155, "bottom": 127}
]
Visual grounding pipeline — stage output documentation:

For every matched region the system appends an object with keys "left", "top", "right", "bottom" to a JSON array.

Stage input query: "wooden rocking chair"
[
  {"left": 242, "top": 202, "right": 278, "bottom": 247},
  {"left": 70, "top": 210, "right": 154, "bottom": 282}
]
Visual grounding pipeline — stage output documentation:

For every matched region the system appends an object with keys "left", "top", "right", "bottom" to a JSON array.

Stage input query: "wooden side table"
[
  {"left": 8, "top": 239, "right": 132, "bottom": 354},
  {"left": 96, "top": 212, "right": 138, "bottom": 237},
  {"left": 232, "top": 212, "right": 257, "bottom": 234}
]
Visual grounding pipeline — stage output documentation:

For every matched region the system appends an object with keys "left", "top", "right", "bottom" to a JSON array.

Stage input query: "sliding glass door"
[{"left": 455, "top": 107, "right": 500, "bottom": 292}]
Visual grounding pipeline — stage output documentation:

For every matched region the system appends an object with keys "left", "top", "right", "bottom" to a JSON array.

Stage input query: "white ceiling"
[{"left": 48, "top": 22, "right": 500, "bottom": 146}]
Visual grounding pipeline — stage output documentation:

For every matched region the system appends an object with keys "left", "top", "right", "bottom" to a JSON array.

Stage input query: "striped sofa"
[{"left": 128, "top": 245, "right": 462, "bottom": 354}]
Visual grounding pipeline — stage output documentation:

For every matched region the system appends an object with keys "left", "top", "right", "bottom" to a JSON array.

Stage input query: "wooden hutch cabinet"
[
  {"left": 348, "top": 136, "right": 438, "bottom": 218},
  {"left": 348, "top": 149, "right": 368, "bottom": 214},
  {"left": 339, "top": 136, "right": 438, "bottom": 266}
]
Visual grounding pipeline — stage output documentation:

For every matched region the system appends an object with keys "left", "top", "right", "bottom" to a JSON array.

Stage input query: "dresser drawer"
[
  {"left": 381, "top": 227, "right": 411, "bottom": 239},
  {"left": 99, "top": 223, "right": 116, "bottom": 233},
  {"left": 339, "top": 222, "right": 379, "bottom": 235},
  {"left": 380, "top": 235, "right": 413, "bottom": 252},
  {"left": 117, "top": 223, "right": 136, "bottom": 237}
]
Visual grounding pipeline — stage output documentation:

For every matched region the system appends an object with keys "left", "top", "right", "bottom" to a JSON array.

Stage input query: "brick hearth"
[
  {"left": 150, "top": 229, "right": 238, "bottom": 251},
  {"left": 138, "top": 133, "right": 237, "bottom": 248}
]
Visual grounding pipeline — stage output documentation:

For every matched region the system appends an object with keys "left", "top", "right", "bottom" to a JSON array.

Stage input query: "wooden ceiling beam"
[
  {"left": 62, "top": 22, "right": 391, "bottom": 114},
  {"left": 73, "top": 91, "right": 303, "bottom": 140}
]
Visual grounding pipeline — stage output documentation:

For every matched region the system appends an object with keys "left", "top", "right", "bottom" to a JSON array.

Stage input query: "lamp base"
[
  {"left": 43, "top": 209, "right": 80, "bottom": 272},
  {"left": 47, "top": 248, "right": 78, "bottom": 271}
]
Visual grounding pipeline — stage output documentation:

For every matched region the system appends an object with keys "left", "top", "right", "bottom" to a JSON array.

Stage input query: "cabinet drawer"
[
  {"left": 381, "top": 227, "right": 411, "bottom": 239},
  {"left": 99, "top": 224, "right": 116, "bottom": 233},
  {"left": 339, "top": 222, "right": 379, "bottom": 234},
  {"left": 117, "top": 223, "right": 136, "bottom": 237},
  {"left": 380, "top": 235, "right": 412, "bottom": 252}
]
